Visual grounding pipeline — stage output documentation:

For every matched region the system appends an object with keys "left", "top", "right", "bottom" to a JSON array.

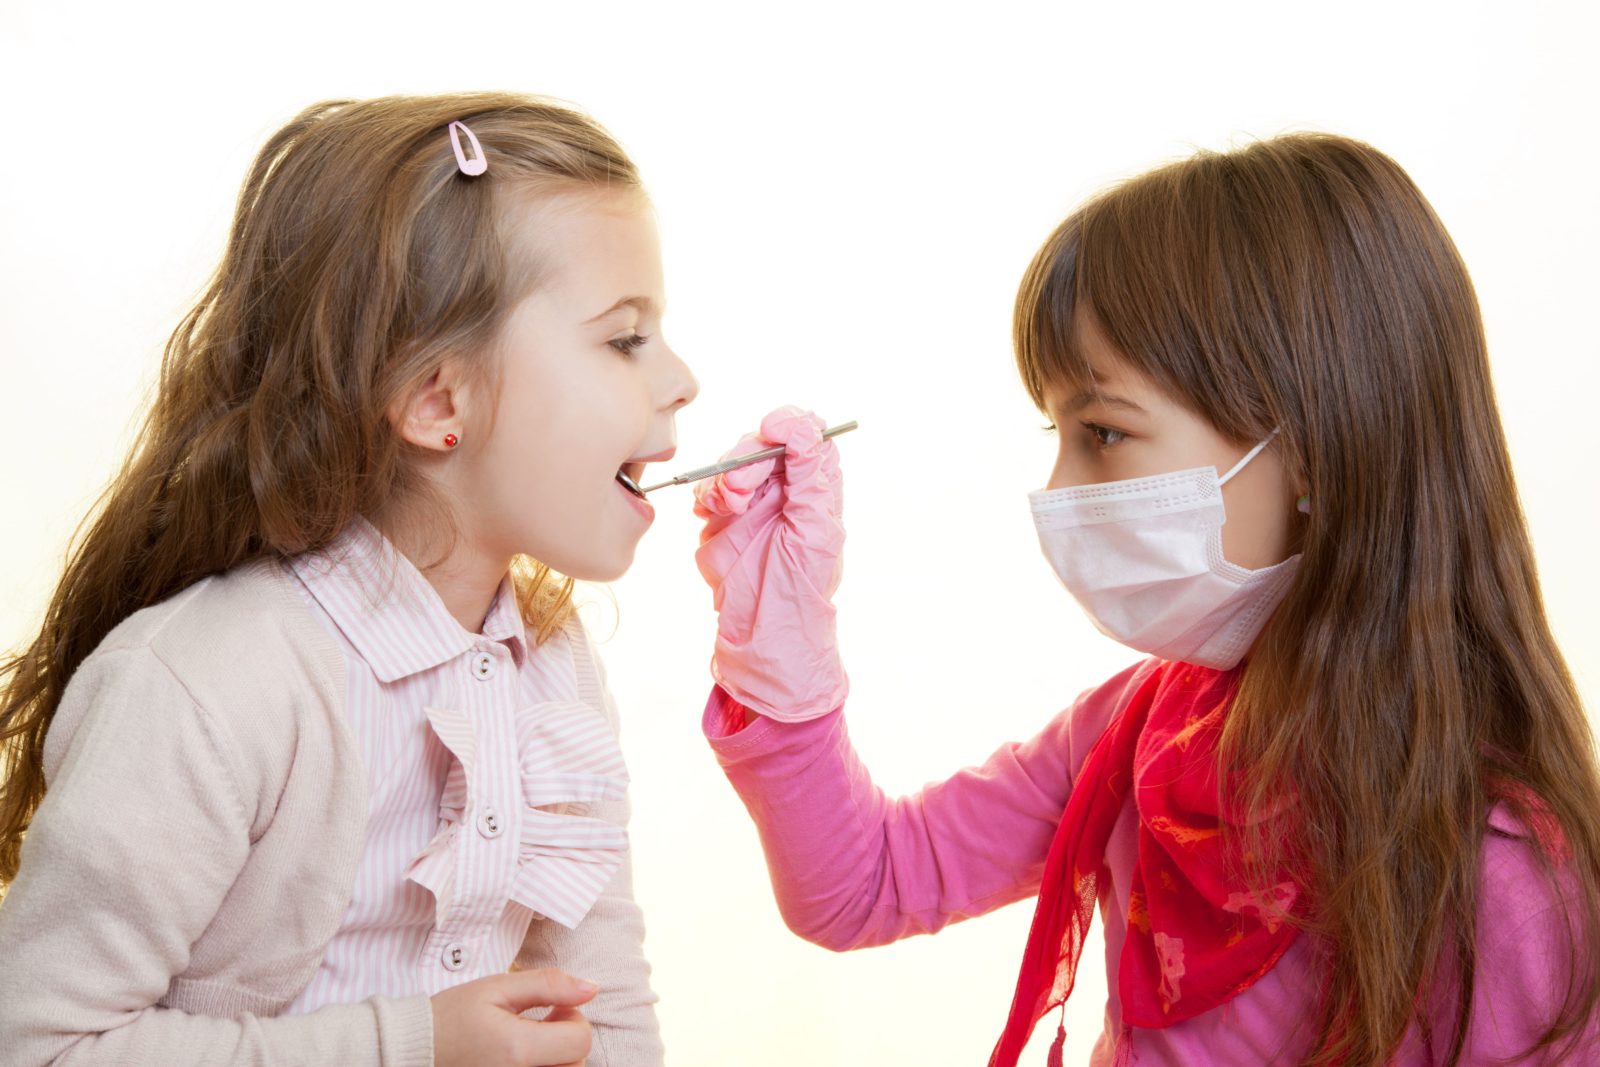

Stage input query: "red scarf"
[
  {"left": 989, "top": 661, "right": 1302, "bottom": 1066},
  {"left": 989, "top": 662, "right": 1573, "bottom": 1067}
]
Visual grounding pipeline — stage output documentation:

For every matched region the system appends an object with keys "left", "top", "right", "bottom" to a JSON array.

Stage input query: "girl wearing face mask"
[
  {"left": 691, "top": 134, "right": 1600, "bottom": 1066},
  {"left": 0, "top": 92, "right": 697, "bottom": 1067}
]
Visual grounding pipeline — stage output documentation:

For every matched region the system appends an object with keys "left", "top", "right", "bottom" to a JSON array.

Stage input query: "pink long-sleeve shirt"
[{"left": 704, "top": 659, "right": 1599, "bottom": 1065}]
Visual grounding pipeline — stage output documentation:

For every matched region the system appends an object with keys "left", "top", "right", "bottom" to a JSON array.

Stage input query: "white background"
[{"left": 2, "top": 2, "right": 1596, "bottom": 1063}]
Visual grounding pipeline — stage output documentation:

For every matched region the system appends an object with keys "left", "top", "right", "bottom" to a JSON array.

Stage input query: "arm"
[
  {"left": 515, "top": 632, "right": 662, "bottom": 1067},
  {"left": 703, "top": 660, "right": 1153, "bottom": 952},
  {"left": 0, "top": 647, "right": 431, "bottom": 1067},
  {"left": 516, "top": 830, "right": 661, "bottom": 1067},
  {"left": 1448, "top": 822, "right": 1600, "bottom": 1064},
  {"left": 690, "top": 408, "right": 1152, "bottom": 952}
]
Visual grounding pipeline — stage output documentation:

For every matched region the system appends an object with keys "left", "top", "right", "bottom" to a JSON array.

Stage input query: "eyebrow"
[
  {"left": 1067, "top": 389, "right": 1148, "bottom": 415},
  {"left": 583, "top": 295, "right": 658, "bottom": 324}
]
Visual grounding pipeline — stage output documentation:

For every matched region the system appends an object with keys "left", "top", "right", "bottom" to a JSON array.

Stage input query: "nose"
[
  {"left": 1045, "top": 451, "right": 1072, "bottom": 492},
  {"left": 658, "top": 342, "right": 699, "bottom": 412},
  {"left": 1046, "top": 442, "right": 1091, "bottom": 492}
]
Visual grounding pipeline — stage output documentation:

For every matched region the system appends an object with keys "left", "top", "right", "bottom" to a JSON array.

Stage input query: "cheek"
[
  {"left": 497, "top": 350, "right": 637, "bottom": 460},
  {"left": 482, "top": 365, "right": 651, "bottom": 548},
  {"left": 472, "top": 362, "right": 598, "bottom": 508},
  {"left": 1218, "top": 453, "right": 1295, "bottom": 569}
]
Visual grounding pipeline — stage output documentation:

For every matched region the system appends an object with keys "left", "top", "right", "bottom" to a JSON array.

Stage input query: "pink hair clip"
[{"left": 448, "top": 119, "right": 487, "bottom": 176}]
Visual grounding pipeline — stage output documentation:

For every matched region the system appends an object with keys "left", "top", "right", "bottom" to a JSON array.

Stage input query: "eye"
[
  {"left": 1041, "top": 422, "right": 1058, "bottom": 434},
  {"left": 1081, "top": 421, "right": 1126, "bottom": 449},
  {"left": 609, "top": 333, "right": 650, "bottom": 357}
]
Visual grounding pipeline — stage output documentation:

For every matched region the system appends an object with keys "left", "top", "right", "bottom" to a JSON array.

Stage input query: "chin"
[{"left": 556, "top": 544, "right": 638, "bottom": 584}]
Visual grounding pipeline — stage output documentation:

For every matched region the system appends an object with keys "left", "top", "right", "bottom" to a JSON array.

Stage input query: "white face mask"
[{"left": 1028, "top": 433, "right": 1300, "bottom": 670}]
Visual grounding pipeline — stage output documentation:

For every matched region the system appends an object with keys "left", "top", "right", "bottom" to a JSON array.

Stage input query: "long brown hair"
[
  {"left": 0, "top": 92, "right": 644, "bottom": 887},
  {"left": 1013, "top": 133, "right": 1600, "bottom": 1064}
]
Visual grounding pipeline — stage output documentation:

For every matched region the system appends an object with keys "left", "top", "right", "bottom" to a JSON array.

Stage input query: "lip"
[
  {"left": 617, "top": 445, "right": 675, "bottom": 499},
  {"left": 616, "top": 477, "right": 655, "bottom": 522}
]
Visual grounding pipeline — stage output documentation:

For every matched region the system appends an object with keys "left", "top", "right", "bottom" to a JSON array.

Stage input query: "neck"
[{"left": 367, "top": 507, "right": 508, "bottom": 634}]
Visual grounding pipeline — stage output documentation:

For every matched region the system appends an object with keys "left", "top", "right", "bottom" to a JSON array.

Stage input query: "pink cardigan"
[
  {"left": 704, "top": 659, "right": 1599, "bottom": 1065},
  {"left": 0, "top": 554, "right": 660, "bottom": 1067}
]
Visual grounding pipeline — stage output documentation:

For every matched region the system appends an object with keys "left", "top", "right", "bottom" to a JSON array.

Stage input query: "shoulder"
[
  {"left": 1477, "top": 800, "right": 1579, "bottom": 923},
  {"left": 553, "top": 608, "right": 602, "bottom": 676},
  {"left": 1461, "top": 801, "right": 1599, "bottom": 1055},
  {"left": 52, "top": 557, "right": 350, "bottom": 806},
  {"left": 550, "top": 608, "right": 620, "bottom": 733},
  {"left": 88, "top": 556, "right": 343, "bottom": 709},
  {"left": 1060, "top": 657, "right": 1164, "bottom": 749},
  {"left": 1009, "top": 657, "right": 1163, "bottom": 785},
  {"left": 1473, "top": 799, "right": 1589, "bottom": 995}
]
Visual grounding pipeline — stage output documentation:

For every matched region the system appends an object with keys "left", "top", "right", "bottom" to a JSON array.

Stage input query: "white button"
[
  {"left": 470, "top": 651, "right": 495, "bottom": 680},
  {"left": 442, "top": 942, "right": 467, "bottom": 971},
  {"left": 478, "top": 806, "right": 502, "bottom": 838}
]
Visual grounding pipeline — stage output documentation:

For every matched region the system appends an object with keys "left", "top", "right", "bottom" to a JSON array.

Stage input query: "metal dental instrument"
[{"left": 632, "top": 420, "right": 858, "bottom": 495}]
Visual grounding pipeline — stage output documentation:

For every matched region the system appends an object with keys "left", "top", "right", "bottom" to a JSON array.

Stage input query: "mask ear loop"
[{"left": 1218, "top": 427, "right": 1282, "bottom": 486}]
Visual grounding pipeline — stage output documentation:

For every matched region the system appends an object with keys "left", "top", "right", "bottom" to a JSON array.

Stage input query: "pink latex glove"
[{"left": 693, "top": 406, "right": 847, "bottom": 723}]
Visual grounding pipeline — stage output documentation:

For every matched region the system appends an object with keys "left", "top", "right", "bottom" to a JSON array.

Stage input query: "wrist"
[{"left": 710, "top": 652, "right": 848, "bottom": 724}]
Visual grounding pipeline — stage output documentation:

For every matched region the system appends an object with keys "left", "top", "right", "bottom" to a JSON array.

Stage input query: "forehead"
[
  {"left": 1039, "top": 309, "right": 1146, "bottom": 407},
  {"left": 497, "top": 186, "right": 661, "bottom": 307}
]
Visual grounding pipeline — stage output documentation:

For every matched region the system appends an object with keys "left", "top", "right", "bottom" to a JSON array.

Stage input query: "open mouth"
[{"left": 616, "top": 462, "right": 647, "bottom": 499}]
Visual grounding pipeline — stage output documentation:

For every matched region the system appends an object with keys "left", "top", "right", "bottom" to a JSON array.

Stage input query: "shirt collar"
[{"left": 288, "top": 513, "right": 528, "bottom": 683}]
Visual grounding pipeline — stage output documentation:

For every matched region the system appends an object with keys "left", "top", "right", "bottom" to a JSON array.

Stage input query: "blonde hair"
[{"left": 0, "top": 92, "right": 645, "bottom": 885}]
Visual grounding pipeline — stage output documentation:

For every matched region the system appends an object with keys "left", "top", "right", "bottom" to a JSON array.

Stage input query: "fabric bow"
[{"left": 406, "top": 699, "right": 629, "bottom": 930}]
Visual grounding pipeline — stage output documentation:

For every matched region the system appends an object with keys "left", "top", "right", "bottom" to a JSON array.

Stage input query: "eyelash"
[
  {"left": 609, "top": 333, "right": 650, "bottom": 356},
  {"left": 1042, "top": 421, "right": 1127, "bottom": 449}
]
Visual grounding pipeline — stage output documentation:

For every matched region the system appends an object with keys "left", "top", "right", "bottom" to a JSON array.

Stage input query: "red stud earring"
[{"left": 443, "top": 433, "right": 459, "bottom": 448}]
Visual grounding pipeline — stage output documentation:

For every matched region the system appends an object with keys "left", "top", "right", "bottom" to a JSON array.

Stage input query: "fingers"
[
  {"left": 694, "top": 431, "right": 777, "bottom": 518},
  {"left": 818, "top": 426, "right": 844, "bottom": 515},
  {"left": 768, "top": 414, "right": 842, "bottom": 533},
  {"left": 756, "top": 408, "right": 832, "bottom": 492},
  {"left": 516, "top": 1007, "right": 591, "bottom": 1067},
  {"left": 695, "top": 473, "right": 785, "bottom": 590},
  {"left": 491, "top": 968, "right": 599, "bottom": 1015},
  {"left": 757, "top": 405, "right": 826, "bottom": 452},
  {"left": 431, "top": 971, "right": 595, "bottom": 1067},
  {"left": 693, "top": 407, "right": 840, "bottom": 527}
]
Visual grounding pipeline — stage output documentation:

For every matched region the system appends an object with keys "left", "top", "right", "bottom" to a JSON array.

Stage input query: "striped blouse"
[{"left": 280, "top": 514, "right": 633, "bottom": 1010}]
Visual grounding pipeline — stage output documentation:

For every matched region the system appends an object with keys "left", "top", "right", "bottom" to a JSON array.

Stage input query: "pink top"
[
  {"left": 704, "top": 659, "right": 1599, "bottom": 1065},
  {"left": 284, "top": 515, "right": 630, "bottom": 1010}
]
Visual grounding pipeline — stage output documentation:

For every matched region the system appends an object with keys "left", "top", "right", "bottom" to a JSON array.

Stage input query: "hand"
[
  {"left": 693, "top": 406, "right": 847, "bottom": 722},
  {"left": 431, "top": 967, "right": 595, "bottom": 1067}
]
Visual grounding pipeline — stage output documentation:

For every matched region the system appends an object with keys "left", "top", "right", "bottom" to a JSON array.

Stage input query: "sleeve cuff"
[
  {"left": 705, "top": 683, "right": 756, "bottom": 736},
  {"left": 702, "top": 683, "right": 847, "bottom": 763},
  {"left": 372, "top": 994, "right": 434, "bottom": 1067},
  {"left": 702, "top": 683, "right": 778, "bottom": 754}
]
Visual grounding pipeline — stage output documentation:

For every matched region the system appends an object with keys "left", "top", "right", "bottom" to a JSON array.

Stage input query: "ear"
[
  {"left": 388, "top": 360, "right": 472, "bottom": 451},
  {"left": 1290, "top": 473, "right": 1311, "bottom": 516}
]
